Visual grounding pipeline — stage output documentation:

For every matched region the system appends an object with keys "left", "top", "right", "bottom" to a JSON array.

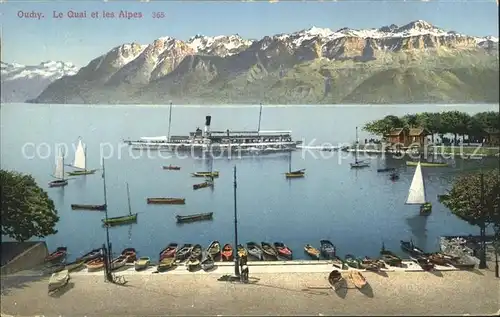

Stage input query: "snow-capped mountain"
[
  {"left": 1, "top": 61, "right": 78, "bottom": 103},
  {"left": 28, "top": 20, "right": 499, "bottom": 104}
]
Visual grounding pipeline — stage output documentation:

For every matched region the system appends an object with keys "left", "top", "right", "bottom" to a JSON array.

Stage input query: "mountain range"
[
  {"left": 13, "top": 20, "right": 500, "bottom": 104},
  {"left": 1, "top": 61, "right": 78, "bottom": 103}
]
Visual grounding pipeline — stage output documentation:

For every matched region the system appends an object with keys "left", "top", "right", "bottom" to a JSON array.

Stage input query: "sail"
[
  {"left": 73, "top": 140, "right": 86, "bottom": 169},
  {"left": 54, "top": 149, "right": 64, "bottom": 179},
  {"left": 406, "top": 162, "right": 426, "bottom": 204}
]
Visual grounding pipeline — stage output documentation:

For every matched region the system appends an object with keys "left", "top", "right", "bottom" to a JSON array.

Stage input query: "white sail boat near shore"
[
  {"left": 67, "top": 138, "right": 97, "bottom": 176},
  {"left": 350, "top": 126, "right": 369, "bottom": 168},
  {"left": 49, "top": 147, "right": 68, "bottom": 188},
  {"left": 406, "top": 161, "right": 432, "bottom": 215}
]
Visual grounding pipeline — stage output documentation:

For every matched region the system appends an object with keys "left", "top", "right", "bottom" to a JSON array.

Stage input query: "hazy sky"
[{"left": 2, "top": 0, "right": 498, "bottom": 67}]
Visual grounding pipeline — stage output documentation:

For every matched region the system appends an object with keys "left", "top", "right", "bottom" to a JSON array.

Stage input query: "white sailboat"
[
  {"left": 68, "top": 138, "right": 97, "bottom": 176},
  {"left": 49, "top": 147, "right": 68, "bottom": 188},
  {"left": 350, "top": 126, "right": 369, "bottom": 168},
  {"left": 285, "top": 150, "right": 305, "bottom": 178},
  {"left": 406, "top": 161, "right": 432, "bottom": 215}
]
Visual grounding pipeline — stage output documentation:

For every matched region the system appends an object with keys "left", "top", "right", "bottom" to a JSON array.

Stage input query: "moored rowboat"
[
  {"left": 45, "top": 247, "right": 67, "bottom": 263},
  {"left": 406, "top": 161, "right": 448, "bottom": 167},
  {"left": 237, "top": 244, "right": 247, "bottom": 258},
  {"left": 110, "top": 255, "right": 128, "bottom": 270},
  {"left": 121, "top": 248, "right": 137, "bottom": 263},
  {"left": 147, "top": 198, "right": 185, "bottom": 204},
  {"left": 71, "top": 204, "right": 106, "bottom": 211},
  {"left": 85, "top": 258, "right": 104, "bottom": 271},
  {"left": 102, "top": 213, "right": 138, "bottom": 227},
  {"left": 163, "top": 165, "right": 181, "bottom": 170},
  {"left": 319, "top": 240, "right": 336, "bottom": 259},
  {"left": 134, "top": 257, "right": 150, "bottom": 271},
  {"left": 304, "top": 244, "right": 320, "bottom": 259},
  {"left": 193, "top": 182, "right": 213, "bottom": 190},
  {"left": 221, "top": 244, "right": 233, "bottom": 261},
  {"left": 206, "top": 241, "right": 221, "bottom": 260},
  {"left": 328, "top": 270, "right": 344, "bottom": 290},
  {"left": 273, "top": 242, "right": 292, "bottom": 260},
  {"left": 192, "top": 171, "right": 219, "bottom": 178},
  {"left": 261, "top": 242, "right": 278, "bottom": 260},
  {"left": 246, "top": 242, "right": 263, "bottom": 260},
  {"left": 176, "top": 212, "right": 213, "bottom": 223},
  {"left": 349, "top": 271, "right": 367, "bottom": 289}
]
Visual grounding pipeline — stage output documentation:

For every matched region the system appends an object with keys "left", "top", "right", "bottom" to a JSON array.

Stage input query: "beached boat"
[
  {"left": 121, "top": 248, "right": 137, "bottom": 263},
  {"left": 380, "top": 244, "right": 403, "bottom": 267},
  {"left": 304, "top": 244, "right": 320, "bottom": 259},
  {"left": 192, "top": 171, "right": 219, "bottom": 178},
  {"left": 406, "top": 161, "right": 432, "bottom": 215},
  {"left": 206, "top": 241, "right": 221, "bottom": 260},
  {"left": 64, "top": 260, "right": 85, "bottom": 272},
  {"left": 237, "top": 244, "right": 248, "bottom": 258},
  {"left": 406, "top": 161, "right": 448, "bottom": 167},
  {"left": 45, "top": 247, "right": 67, "bottom": 263},
  {"left": 400, "top": 240, "right": 425, "bottom": 256},
  {"left": 176, "top": 244, "right": 193, "bottom": 262},
  {"left": 160, "top": 243, "right": 178, "bottom": 261},
  {"left": 377, "top": 167, "right": 396, "bottom": 172},
  {"left": 49, "top": 147, "right": 68, "bottom": 188},
  {"left": 328, "top": 270, "right": 344, "bottom": 290},
  {"left": 147, "top": 197, "right": 185, "bottom": 204},
  {"left": 186, "top": 257, "right": 201, "bottom": 271},
  {"left": 158, "top": 257, "right": 176, "bottom": 272},
  {"left": 344, "top": 254, "right": 363, "bottom": 269},
  {"left": 260, "top": 242, "right": 278, "bottom": 260},
  {"left": 449, "top": 255, "right": 476, "bottom": 270},
  {"left": 176, "top": 212, "right": 213, "bottom": 223},
  {"left": 134, "top": 257, "right": 150, "bottom": 271},
  {"left": 331, "top": 256, "right": 346, "bottom": 269},
  {"left": 410, "top": 255, "right": 434, "bottom": 271},
  {"left": 273, "top": 242, "right": 292, "bottom": 260},
  {"left": 163, "top": 165, "right": 181, "bottom": 170},
  {"left": 221, "top": 244, "right": 233, "bottom": 261},
  {"left": 191, "top": 244, "right": 203, "bottom": 260},
  {"left": 77, "top": 248, "right": 102, "bottom": 263},
  {"left": 349, "top": 271, "right": 367, "bottom": 289},
  {"left": 361, "top": 257, "right": 385, "bottom": 271},
  {"left": 320, "top": 240, "right": 336, "bottom": 259},
  {"left": 71, "top": 204, "right": 106, "bottom": 211},
  {"left": 193, "top": 181, "right": 213, "bottom": 190},
  {"left": 201, "top": 256, "right": 215, "bottom": 271},
  {"left": 67, "top": 138, "right": 97, "bottom": 176},
  {"left": 246, "top": 242, "right": 263, "bottom": 260},
  {"left": 48, "top": 269, "right": 70, "bottom": 293},
  {"left": 110, "top": 255, "right": 129, "bottom": 271},
  {"left": 350, "top": 127, "right": 370, "bottom": 168},
  {"left": 85, "top": 257, "right": 104, "bottom": 271},
  {"left": 427, "top": 253, "right": 451, "bottom": 266}
]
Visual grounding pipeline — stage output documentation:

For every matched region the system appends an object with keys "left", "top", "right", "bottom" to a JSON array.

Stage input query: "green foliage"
[
  {"left": 363, "top": 111, "right": 499, "bottom": 137},
  {"left": 1, "top": 170, "right": 59, "bottom": 241},
  {"left": 440, "top": 170, "right": 500, "bottom": 227}
]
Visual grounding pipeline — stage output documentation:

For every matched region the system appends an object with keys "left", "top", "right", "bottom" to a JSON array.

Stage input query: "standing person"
[{"left": 240, "top": 254, "right": 249, "bottom": 283}]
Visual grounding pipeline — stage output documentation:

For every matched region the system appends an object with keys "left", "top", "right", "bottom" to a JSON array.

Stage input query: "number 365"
[{"left": 152, "top": 12, "right": 166, "bottom": 18}]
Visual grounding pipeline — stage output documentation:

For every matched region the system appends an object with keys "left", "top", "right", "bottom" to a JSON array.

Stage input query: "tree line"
[{"left": 363, "top": 111, "right": 499, "bottom": 143}]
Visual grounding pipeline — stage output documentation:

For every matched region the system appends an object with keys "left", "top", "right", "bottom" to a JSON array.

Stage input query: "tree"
[
  {"left": 439, "top": 170, "right": 500, "bottom": 270},
  {"left": 0, "top": 170, "right": 59, "bottom": 241},
  {"left": 362, "top": 115, "right": 405, "bottom": 136}
]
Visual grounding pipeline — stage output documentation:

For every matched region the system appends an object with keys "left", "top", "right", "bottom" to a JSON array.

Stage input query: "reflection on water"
[{"left": 406, "top": 214, "right": 428, "bottom": 249}]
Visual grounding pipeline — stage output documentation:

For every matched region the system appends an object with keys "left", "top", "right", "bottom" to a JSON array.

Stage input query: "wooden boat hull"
[
  {"left": 85, "top": 258, "right": 104, "bottom": 271},
  {"left": 344, "top": 255, "right": 362, "bottom": 269},
  {"left": 158, "top": 258, "right": 176, "bottom": 272},
  {"left": 285, "top": 172, "right": 305, "bottom": 178},
  {"left": 160, "top": 244, "right": 178, "bottom": 261},
  {"left": 176, "top": 244, "right": 193, "bottom": 262},
  {"left": 221, "top": 244, "right": 233, "bottom": 261},
  {"left": 350, "top": 162, "right": 369, "bottom": 168},
  {"left": 273, "top": 242, "right": 292, "bottom": 260},
  {"left": 67, "top": 169, "right": 97, "bottom": 176},
  {"left": 48, "top": 270, "right": 70, "bottom": 293},
  {"left": 237, "top": 245, "right": 248, "bottom": 258},
  {"left": 49, "top": 179, "right": 68, "bottom": 187},
  {"left": 377, "top": 168, "right": 395, "bottom": 172},
  {"left": 319, "top": 240, "right": 336, "bottom": 259},
  {"left": 163, "top": 166, "right": 181, "bottom": 170},
  {"left": 349, "top": 271, "right": 367, "bottom": 289},
  {"left": 331, "top": 256, "right": 345, "bottom": 269},
  {"left": 201, "top": 258, "right": 215, "bottom": 271},
  {"left": 134, "top": 257, "right": 150, "bottom": 271},
  {"left": 77, "top": 249, "right": 101, "bottom": 263},
  {"left": 147, "top": 198, "right": 185, "bottom": 204},
  {"left": 64, "top": 260, "right": 85, "bottom": 272},
  {"left": 71, "top": 204, "right": 106, "bottom": 211},
  {"left": 406, "top": 161, "right": 448, "bottom": 167},
  {"left": 246, "top": 242, "right": 263, "bottom": 260},
  {"left": 45, "top": 247, "right": 67, "bottom": 263},
  {"left": 304, "top": 245, "right": 320, "bottom": 259},
  {"left": 121, "top": 248, "right": 137, "bottom": 263},
  {"left": 380, "top": 250, "right": 403, "bottom": 267},
  {"left": 191, "top": 244, "right": 203, "bottom": 261},
  {"left": 102, "top": 213, "right": 138, "bottom": 227},
  {"left": 193, "top": 182, "right": 213, "bottom": 190},
  {"left": 400, "top": 240, "right": 425, "bottom": 257},
  {"left": 261, "top": 242, "right": 278, "bottom": 260},
  {"left": 176, "top": 212, "right": 213, "bottom": 223},
  {"left": 328, "top": 270, "right": 344, "bottom": 290},
  {"left": 111, "top": 256, "right": 128, "bottom": 270},
  {"left": 207, "top": 241, "right": 221, "bottom": 260},
  {"left": 186, "top": 258, "right": 201, "bottom": 271},
  {"left": 192, "top": 171, "right": 219, "bottom": 178}
]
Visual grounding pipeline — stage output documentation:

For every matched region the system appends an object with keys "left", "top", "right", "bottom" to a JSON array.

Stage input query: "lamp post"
[
  {"left": 478, "top": 172, "right": 487, "bottom": 269},
  {"left": 102, "top": 158, "right": 112, "bottom": 281},
  {"left": 233, "top": 166, "right": 240, "bottom": 277}
]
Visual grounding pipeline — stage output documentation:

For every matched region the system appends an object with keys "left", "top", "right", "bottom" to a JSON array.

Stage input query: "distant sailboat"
[
  {"left": 67, "top": 138, "right": 97, "bottom": 176},
  {"left": 406, "top": 161, "right": 432, "bottom": 215},
  {"left": 285, "top": 151, "right": 305, "bottom": 178},
  {"left": 350, "top": 126, "right": 369, "bottom": 168},
  {"left": 49, "top": 147, "right": 68, "bottom": 188}
]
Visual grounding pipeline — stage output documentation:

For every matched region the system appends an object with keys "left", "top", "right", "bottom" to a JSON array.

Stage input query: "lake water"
[{"left": 1, "top": 103, "right": 498, "bottom": 262}]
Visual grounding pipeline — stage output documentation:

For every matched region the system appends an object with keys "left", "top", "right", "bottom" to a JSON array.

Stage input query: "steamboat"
[{"left": 124, "top": 105, "right": 302, "bottom": 153}]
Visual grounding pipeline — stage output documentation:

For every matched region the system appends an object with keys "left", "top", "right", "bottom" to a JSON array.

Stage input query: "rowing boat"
[
  {"left": 273, "top": 242, "right": 292, "bottom": 260},
  {"left": 147, "top": 198, "right": 185, "bottom": 204},
  {"left": 331, "top": 255, "right": 346, "bottom": 269},
  {"left": 102, "top": 213, "right": 138, "bottom": 227},
  {"left": 160, "top": 243, "right": 178, "bottom": 261},
  {"left": 261, "top": 242, "right": 278, "bottom": 260},
  {"left": 246, "top": 242, "right": 263, "bottom": 260},
  {"left": 406, "top": 161, "right": 448, "bottom": 167},
  {"left": 48, "top": 269, "right": 70, "bottom": 293},
  {"left": 191, "top": 244, "right": 203, "bottom": 261},
  {"left": 163, "top": 165, "right": 181, "bottom": 170},
  {"left": 176, "top": 244, "right": 193, "bottom": 262},
  {"left": 206, "top": 241, "right": 221, "bottom": 261},
  {"left": 380, "top": 244, "right": 403, "bottom": 267},
  {"left": 344, "top": 254, "right": 363, "bottom": 269},
  {"left": 134, "top": 257, "right": 150, "bottom": 271},
  {"left": 400, "top": 240, "right": 425, "bottom": 257},
  {"left": 201, "top": 256, "right": 215, "bottom": 271},
  {"left": 176, "top": 212, "right": 213, "bottom": 223},
  {"left": 221, "top": 244, "right": 233, "bottom": 261},
  {"left": 71, "top": 204, "right": 106, "bottom": 211},
  {"left": 85, "top": 258, "right": 104, "bottom": 271},
  {"left": 304, "top": 244, "right": 320, "bottom": 259},
  {"left": 186, "top": 256, "right": 201, "bottom": 271},
  {"left": 320, "top": 240, "right": 336, "bottom": 259},
  {"left": 45, "top": 247, "right": 67, "bottom": 263},
  {"left": 237, "top": 244, "right": 247, "bottom": 258},
  {"left": 77, "top": 248, "right": 101, "bottom": 263},
  {"left": 328, "top": 270, "right": 344, "bottom": 290},
  {"left": 191, "top": 171, "right": 219, "bottom": 178},
  {"left": 193, "top": 181, "right": 213, "bottom": 190},
  {"left": 121, "top": 248, "right": 137, "bottom": 263},
  {"left": 110, "top": 255, "right": 128, "bottom": 271},
  {"left": 349, "top": 271, "right": 367, "bottom": 289}
]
